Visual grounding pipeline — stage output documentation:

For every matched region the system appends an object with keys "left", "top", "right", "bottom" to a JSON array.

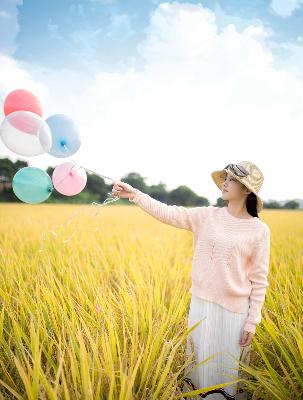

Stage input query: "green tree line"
[{"left": 0, "top": 158, "right": 300, "bottom": 209}]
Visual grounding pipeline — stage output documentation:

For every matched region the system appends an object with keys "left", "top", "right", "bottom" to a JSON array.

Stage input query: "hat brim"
[{"left": 211, "top": 169, "right": 263, "bottom": 213}]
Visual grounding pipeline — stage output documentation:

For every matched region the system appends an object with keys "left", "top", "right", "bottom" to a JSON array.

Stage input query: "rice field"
[{"left": 0, "top": 203, "right": 302, "bottom": 399}]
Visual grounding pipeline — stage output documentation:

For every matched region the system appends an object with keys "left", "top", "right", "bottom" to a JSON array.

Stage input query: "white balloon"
[{"left": 0, "top": 110, "right": 52, "bottom": 156}]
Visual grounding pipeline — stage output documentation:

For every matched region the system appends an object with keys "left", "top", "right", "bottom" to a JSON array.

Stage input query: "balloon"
[
  {"left": 52, "top": 162, "right": 87, "bottom": 196},
  {"left": 46, "top": 114, "right": 81, "bottom": 158},
  {"left": 4, "top": 89, "right": 43, "bottom": 116},
  {"left": 12, "top": 167, "right": 53, "bottom": 204},
  {"left": 0, "top": 110, "right": 52, "bottom": 156}
]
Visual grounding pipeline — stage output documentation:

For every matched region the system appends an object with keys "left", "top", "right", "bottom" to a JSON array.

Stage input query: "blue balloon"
[
  {"left": 12, "top": 167, "right": 53, "bottom": 204},
  {"left": 46, "top": 114, "right": 81, "bottom": 158}
]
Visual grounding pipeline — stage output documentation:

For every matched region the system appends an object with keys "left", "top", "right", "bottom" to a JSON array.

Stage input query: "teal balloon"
[{"left": 12, "top": 167, "right": 53, "bottom": 204}]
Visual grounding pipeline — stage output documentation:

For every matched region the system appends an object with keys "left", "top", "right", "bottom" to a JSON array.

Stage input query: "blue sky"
[
  {"left": 0, "top": 0, "right": 303, "bottom": 203},
  {"left": 6, "top": 0, "right": 303, "bottom": 71}
]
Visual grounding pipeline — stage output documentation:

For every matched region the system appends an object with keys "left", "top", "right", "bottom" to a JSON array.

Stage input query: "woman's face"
[{"left": 221, "top": 172, "right": 251, "bottom": 202}]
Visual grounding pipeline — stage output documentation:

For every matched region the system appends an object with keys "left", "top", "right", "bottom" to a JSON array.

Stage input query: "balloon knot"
[{"left": 60, "top": 140, "right": 66, "bottom": 146}]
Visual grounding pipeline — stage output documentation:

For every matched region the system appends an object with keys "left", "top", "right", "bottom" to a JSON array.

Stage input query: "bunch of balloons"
[{"left": 0, "top": 88, "right": 86, "bottom": 204}]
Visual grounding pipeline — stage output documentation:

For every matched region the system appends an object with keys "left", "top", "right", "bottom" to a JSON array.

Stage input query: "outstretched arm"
[{"left": 129, "top": 188, "right": 210, "bottom": 233}]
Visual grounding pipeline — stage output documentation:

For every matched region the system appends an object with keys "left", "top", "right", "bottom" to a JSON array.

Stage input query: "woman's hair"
[
  {"left": 246, "top": 191, "right": 259, "bottom": 218},
  {"left": 223, "top": 176, "right": 260, "bottom": 218}
]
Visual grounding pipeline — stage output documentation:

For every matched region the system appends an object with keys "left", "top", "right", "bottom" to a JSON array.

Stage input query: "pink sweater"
[{"left": 129, "top": 189, "right": 271, "bottom": 334}]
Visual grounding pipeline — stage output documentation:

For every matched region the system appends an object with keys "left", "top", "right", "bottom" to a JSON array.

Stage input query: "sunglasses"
[{"left": 224, "top": 163, "right": 249, "bottom": 177}]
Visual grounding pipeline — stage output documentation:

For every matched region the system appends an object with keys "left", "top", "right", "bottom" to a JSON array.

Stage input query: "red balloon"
[{"left": 4, "top": 89, "right": 43, "bottom": 117}]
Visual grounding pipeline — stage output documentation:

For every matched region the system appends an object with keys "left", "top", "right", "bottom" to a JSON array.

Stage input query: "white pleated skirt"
[{"left": 183, "top": 294, "right": 251, "bottom": 400}]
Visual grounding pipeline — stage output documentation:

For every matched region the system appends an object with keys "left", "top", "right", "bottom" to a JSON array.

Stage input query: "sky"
[{"left": 0, "top": 0, "right": 303, "bottom": 205}]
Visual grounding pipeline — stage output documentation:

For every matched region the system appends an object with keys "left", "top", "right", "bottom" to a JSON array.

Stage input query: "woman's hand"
[
  {"left": 111, "top": 180, "right": 137, "bottom": 200},
  {"left": 239, "top": 330, "right": 254, "bottom": 347}
]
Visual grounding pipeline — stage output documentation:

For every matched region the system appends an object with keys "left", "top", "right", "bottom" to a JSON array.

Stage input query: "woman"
[{"left": 111, "top": 161, "right": 271, "bottom": 400}]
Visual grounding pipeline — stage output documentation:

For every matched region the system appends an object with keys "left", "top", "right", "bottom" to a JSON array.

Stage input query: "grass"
[{"left": 0, "top": 203, "right": 302, "bottom": 399}]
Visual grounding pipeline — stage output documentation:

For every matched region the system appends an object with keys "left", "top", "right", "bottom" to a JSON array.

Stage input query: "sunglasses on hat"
[{"left": 224, "top": 163, "right": 249, "bottom": 177}]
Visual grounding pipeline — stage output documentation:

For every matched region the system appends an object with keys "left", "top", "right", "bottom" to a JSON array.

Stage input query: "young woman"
[{"left": 111, "top": 161, "right": 271, "bottom": 400}]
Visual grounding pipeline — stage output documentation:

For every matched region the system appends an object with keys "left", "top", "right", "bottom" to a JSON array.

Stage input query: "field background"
[{"left": 0, "top": 203, "right": 302, "bottom": 399}]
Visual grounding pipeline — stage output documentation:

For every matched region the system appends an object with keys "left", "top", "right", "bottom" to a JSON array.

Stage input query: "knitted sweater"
[{"left": 129, "top": 189, "right": 271, "bottom": 334}]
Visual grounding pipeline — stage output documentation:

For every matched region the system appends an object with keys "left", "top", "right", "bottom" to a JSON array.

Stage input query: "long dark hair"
[{"left": 246, "top": 192, "right": 259, "bottom": 218}]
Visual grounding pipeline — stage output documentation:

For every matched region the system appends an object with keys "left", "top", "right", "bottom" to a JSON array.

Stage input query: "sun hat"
[{"left": 211, "top": 161, "right": 264, "bottom": 213}]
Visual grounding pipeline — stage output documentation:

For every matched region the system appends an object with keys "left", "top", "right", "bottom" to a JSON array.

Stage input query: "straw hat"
[{"left": 211, "top": 161, "right": 264, "bottom": 213}]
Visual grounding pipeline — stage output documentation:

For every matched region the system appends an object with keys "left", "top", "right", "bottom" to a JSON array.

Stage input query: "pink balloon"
[
  {"left": 52, "top": 162, "right": 87, "bottom": 196},
  {"left": 4, "top": 89, "right": 43, "bottom": 117}
]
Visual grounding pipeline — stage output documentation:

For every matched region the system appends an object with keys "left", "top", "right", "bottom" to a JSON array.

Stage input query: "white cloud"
[
  {"left": 269, "top": 0, "right": 303, "bottom": 17},
  {"left": 0, "top": 54, "right": 48, "bottom": 108},
  {"left": 214, "top": 2, "right": 275, "bottom": 38},
  {"left": 1, "top": 2, "right": 303, "bottom": 204}
]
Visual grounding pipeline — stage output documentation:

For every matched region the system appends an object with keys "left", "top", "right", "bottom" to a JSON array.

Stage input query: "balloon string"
[
  {"left": 52, "top": 144, "right": 117, "bottom": 187},
  {"left": 39, "top": 192, "right": 119, "bottom": 252},
  {"left": 39, "top": 144, "right": 120, "bottom": 252},
  {"left": 67, "top": 144, "right": 115, "bottom": 182}
]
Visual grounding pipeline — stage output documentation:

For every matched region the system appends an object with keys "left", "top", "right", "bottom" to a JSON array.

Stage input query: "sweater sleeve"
[
  {"left": 243, "top": 225, "right": 271, "bottom": 334},
  {"left": 129, "top": 189, "right": 210, "bottom": 233}
]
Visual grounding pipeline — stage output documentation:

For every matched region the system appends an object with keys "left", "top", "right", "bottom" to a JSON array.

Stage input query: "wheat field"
[{"left": 0, "top": 203, "right": 302, "bottom": 399}]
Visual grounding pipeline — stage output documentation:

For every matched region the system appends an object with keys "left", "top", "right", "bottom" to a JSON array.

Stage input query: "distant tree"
[
  {"left": 4, "top": 157, "right": 298, "bottom": 209},
  {"left": 168, "top": 185, "right": 209, "bottom": 206},
  {"left": 264, "top": 201, "right": 281, "bottom": 209},
  {"left": 0, "top": 158, "right": 28, "bottom": 202},
  {"left": 215, "top": 198, "right": 227, "bottom": 207},
  {"left": 283, "top": 200, "right": 299, "bottom": 209},
  {"left": 120, "top": 172, "right": 148, "bottom": 193},
  {"left": 147, "top": 182, "right": 168, "bottom": 202},
  {"left": 0, "top": 157, "right": 28, "bottom": 180},
  {"left": 86, "top": 173, "right": 110, "bottom": 202}
]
